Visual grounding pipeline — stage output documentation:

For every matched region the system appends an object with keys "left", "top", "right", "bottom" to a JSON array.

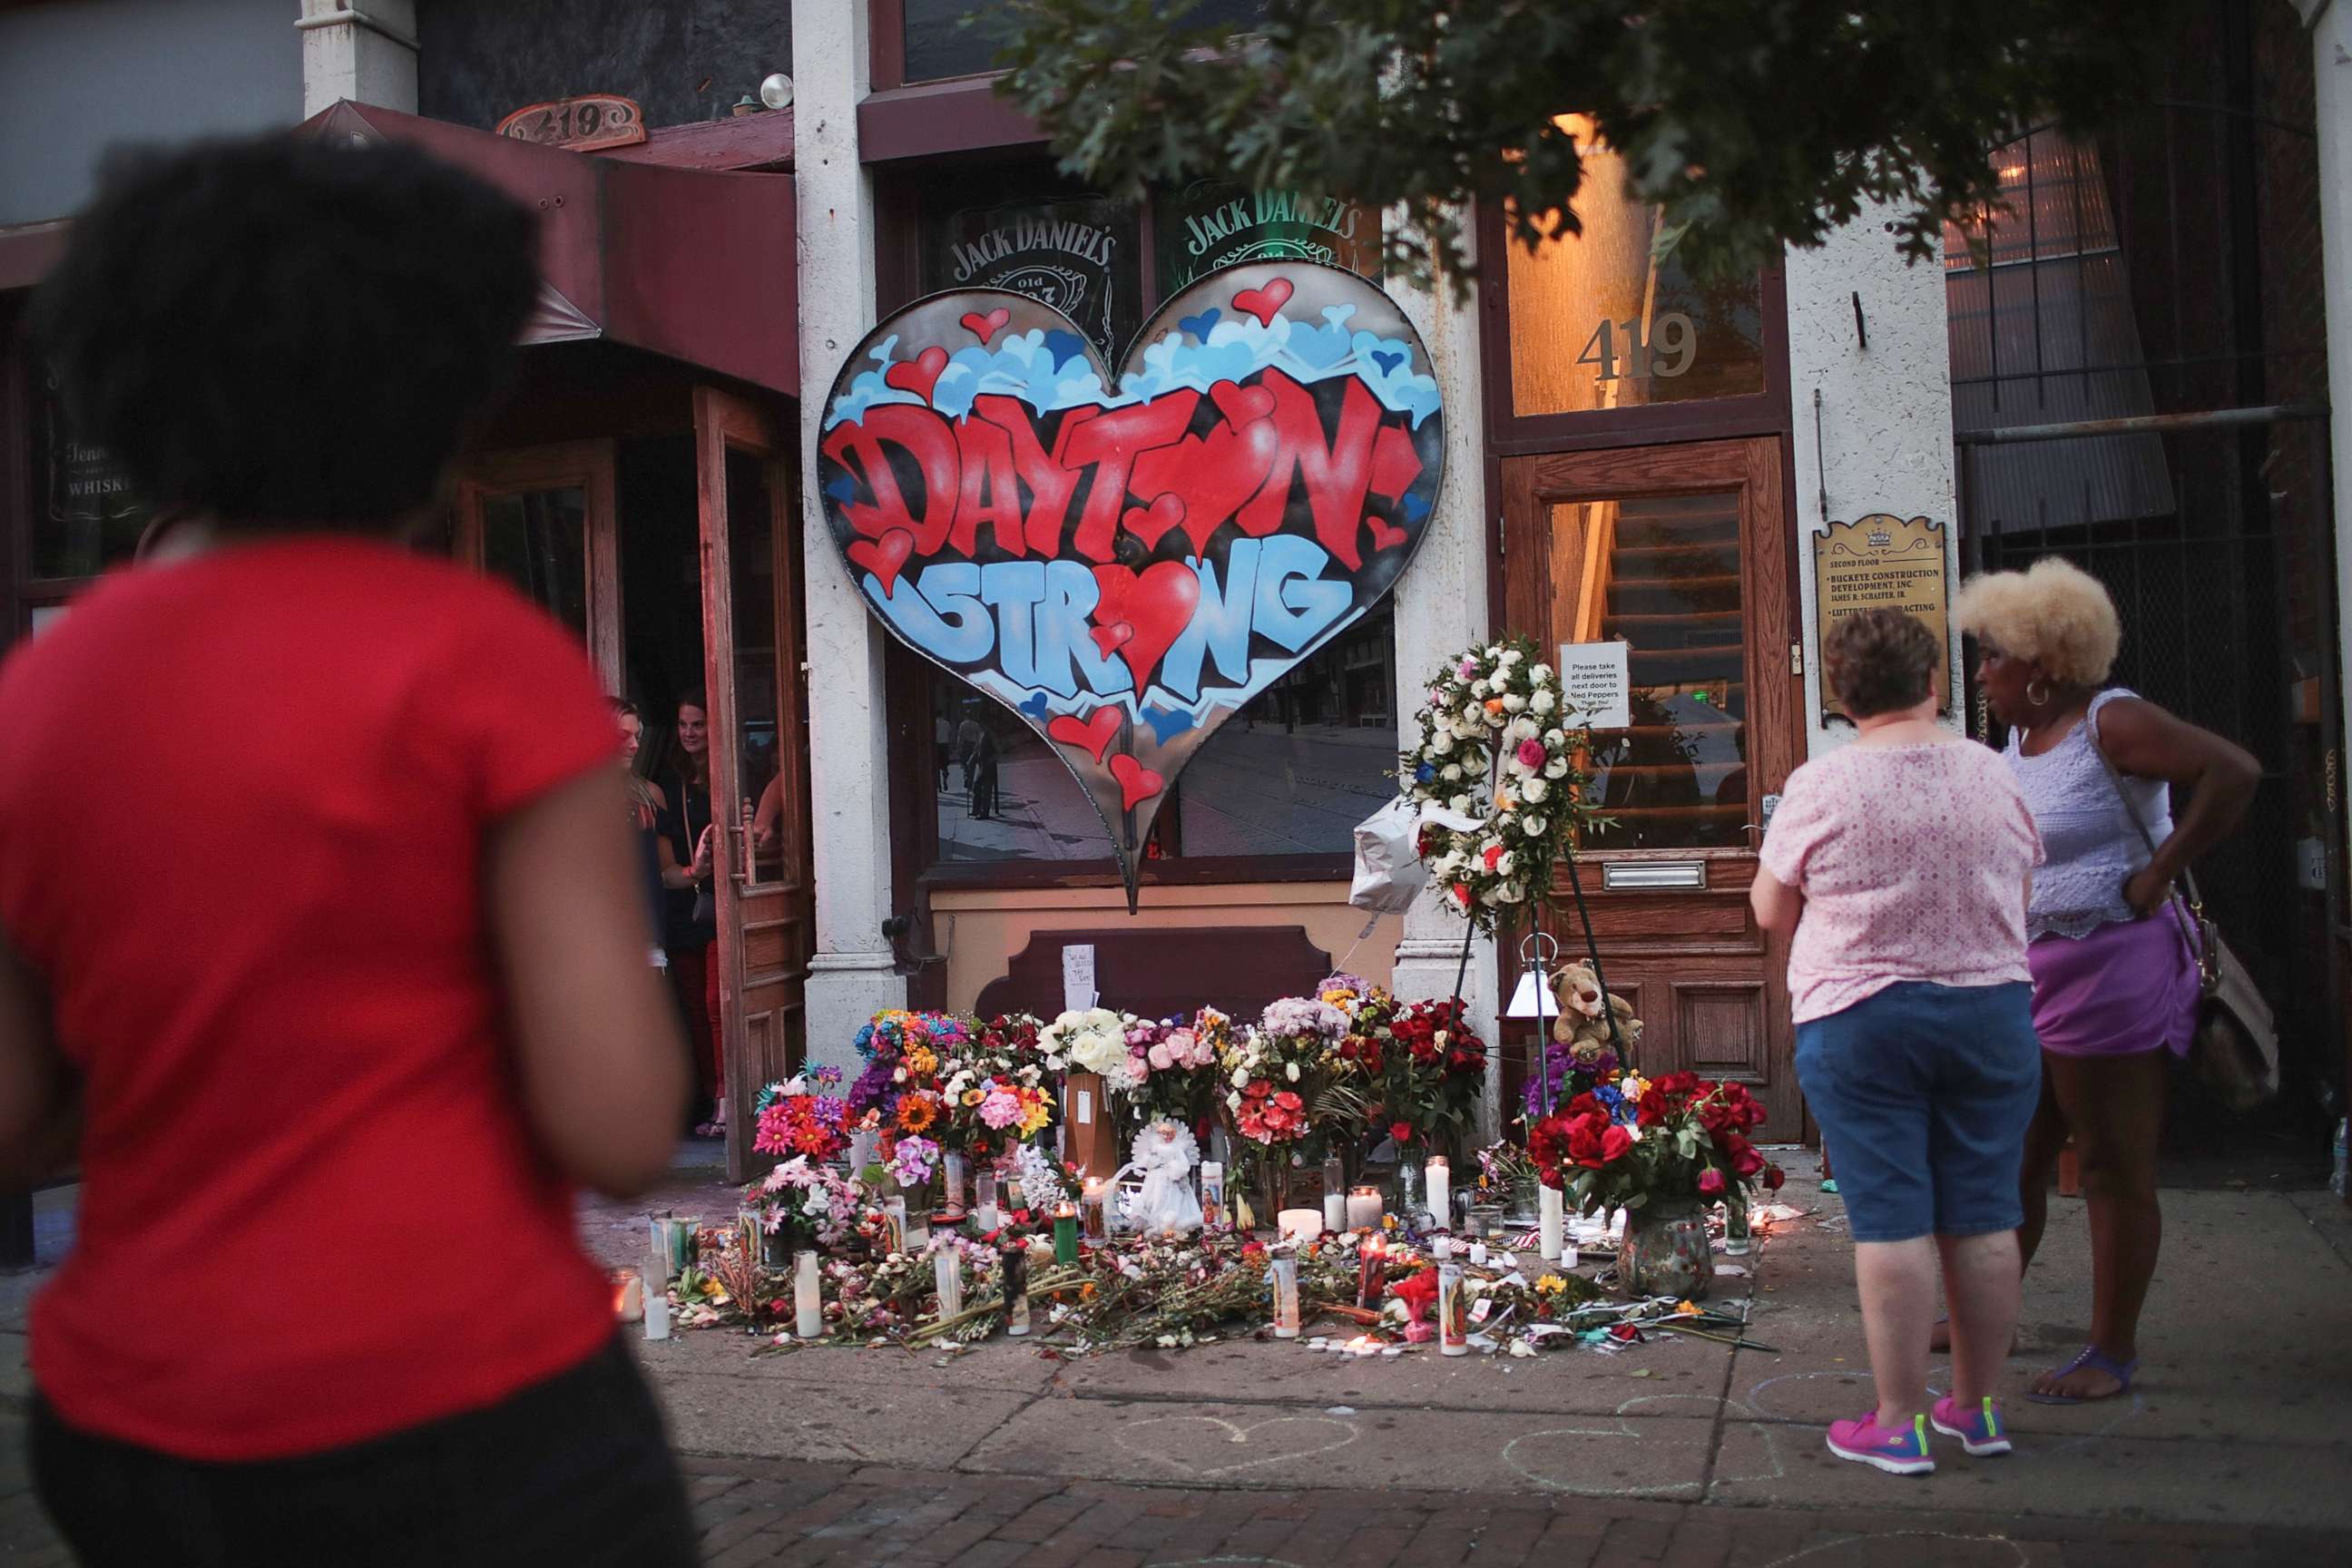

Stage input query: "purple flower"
[{"left": 888, "top": 1136, "right": 941, "bottom": 1187}]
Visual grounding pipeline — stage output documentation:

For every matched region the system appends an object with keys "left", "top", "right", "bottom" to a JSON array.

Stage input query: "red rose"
[
  {"left": 1697, "top": 1168, "right": 1727, "bottom": 1197},
  {"left": 1566, "top": 1122, "right": 1605, "bottom": 1168},
  {"left": 1390, "top": 1122, "right": 1416, "bottom": 1144},
  {"left": 1731, "top": 1143, "right": 1765, "bottom": 1178},
  {"left": 1763, "top": 1166, "right": 1786, "bottom": 1191},
  {"left": 1600, "top": 1125, "right": 1633, "bottom": 1163},
  {"left": 1567, "top": 1093, "right": 1603, "bottom": 1121}
]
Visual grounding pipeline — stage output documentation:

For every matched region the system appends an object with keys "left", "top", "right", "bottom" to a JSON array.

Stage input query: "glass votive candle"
[
  {"left": 1468, "top": 1203, "right": 1505, "bottom": 1241},
  {"left": 610, "top": 1266, "right": 644, "bottom": 1323}
]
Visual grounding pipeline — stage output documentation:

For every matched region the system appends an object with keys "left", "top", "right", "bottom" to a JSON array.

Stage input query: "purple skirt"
[{"left": 2027, "top": 912, "right": 2201, "bottom": 1058}]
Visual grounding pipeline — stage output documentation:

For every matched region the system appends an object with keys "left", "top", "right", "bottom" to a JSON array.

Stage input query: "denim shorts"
[{"left": 1795, "top": 981, "right": 2042, "bottom": 1243}]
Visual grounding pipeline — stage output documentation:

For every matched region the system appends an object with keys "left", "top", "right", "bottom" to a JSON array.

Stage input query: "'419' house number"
[{"left": 1577, "top": 311, "right": 1699, "bottom": 381}]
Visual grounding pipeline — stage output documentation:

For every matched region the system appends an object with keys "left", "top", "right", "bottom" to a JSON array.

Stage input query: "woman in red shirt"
[{"left": 0, "top": 136, "right": 695, "bottom": 1564}]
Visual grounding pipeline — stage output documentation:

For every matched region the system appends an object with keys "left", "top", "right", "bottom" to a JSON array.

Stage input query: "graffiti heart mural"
[{"left": 818, "top": 260, "right": 1445, "bottom": 904}]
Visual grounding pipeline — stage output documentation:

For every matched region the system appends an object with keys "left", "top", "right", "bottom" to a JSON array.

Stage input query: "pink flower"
[
  {"left": 1147, "top": 1043, "right": 1174, "bottom": 1071},
  {"left": 978, "top": 1088, "right": 1024, "bottom": 1130},
  {"left": 1697, "top": 1168, "right": 1726, "bottom": 1197},
  {"left": 1516, "top": 738, "right": 1547, "bottom": 768},
  {"left": 1457, "top": 659, "right": 1477, "bottom": 678}
]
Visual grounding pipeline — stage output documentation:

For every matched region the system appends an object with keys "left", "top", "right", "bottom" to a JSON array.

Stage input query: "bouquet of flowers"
[
  {"left": 750, "top": 1155, "right": 864, "bottom": 1252},
  {"left": 846, "top": 1009, "right": 969, "bottom": 1161},
  {"left": 1527, "top": 1070, "right": 1784, "bottom": 1217},
  {"left": 1116, "top": 1011, "right": 1222, "bottom": 1130},
  {"left": 1353, "top": 996, "right": 1488, "bottom": 1158},
  {"left": 1040, "top": 1006, "right": 1140, "bottom": 1093},
  {"left": 1220, "top": 995, "right": 1346, "bottom": 1151},
  {"left": 752, "top": 1067, "right": 851, "bottom": 1161},
  {"left": 1401, "top": 635, "right": 1601, "bottom": 934},
  {"left": 939, "top": 1013, "right": 1057, "bottom": 1162}
]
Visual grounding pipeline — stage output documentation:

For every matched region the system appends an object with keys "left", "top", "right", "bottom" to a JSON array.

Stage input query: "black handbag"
[{"left": 2086, "top": 720, "right": 2278, "bottom": 1108}]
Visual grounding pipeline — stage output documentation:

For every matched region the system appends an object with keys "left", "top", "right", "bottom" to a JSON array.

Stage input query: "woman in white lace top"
[{"left": 1954, "top": 558, "right": 2258, "bottom": 1405}]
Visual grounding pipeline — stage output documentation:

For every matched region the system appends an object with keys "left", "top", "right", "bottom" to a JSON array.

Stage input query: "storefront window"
[
  {"left": 724, "top": 447, "right": 785, "bottom": 883},
  {"left": 1152, "top": 179, "right": 1380, "bottom": 294},
  {"left": 1504, "top": 117, "right": 1765, "bottom": 419},
  {"left": 33, "top": 367, "right": 149, "bottom": 581},
  {"left": 901, "top": 0, "right": 1267, "bottom": 84},
  {"left": 479, "top": 488, "right": 590, "bottom": 642},
  {"left": 918, "top": 171, "right": 1142, "bottom": 362}
]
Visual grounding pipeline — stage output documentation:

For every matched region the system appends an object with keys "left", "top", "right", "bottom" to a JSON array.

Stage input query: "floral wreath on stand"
[{"left": 1401, "top": 635, "right": 1600, "bottom": 936}]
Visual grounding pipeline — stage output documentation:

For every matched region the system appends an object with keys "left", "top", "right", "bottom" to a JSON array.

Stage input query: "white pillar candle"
[
  {"left": 1425, "top": 1157, "right": 1450, "bottom": 1225},
  {"left": 1562, "top": 1240, "right": 1579, "bottom": 1269},
  {"left": 1322, "top": 1190, "right": 1348, "bottom": 1233},
  {"left": 904, "top": 1204, "right": 930, "bottom": 1255},
  {"left": 1540, "top": 1186, "right": 1564, "bottom": 1262},
  {"left": 610, "top": 1267, "right": 643, "bottom": 1323},
  {"left": 1277, "top": 1208, "right": 1324, "bottom": 1246},
  {"left": 975, "top": 1171, "right": 1000, "bottom": 1232},
  {"left": 883, "top": 1196, "right": 908, "bottom": 1255},
  {"left": 793, "top": 1250, "right": 822, "bottom": 1340},
  {"left": 644, "top": 1280, "right": 671, "bottom": 1341},
  {"left": 934, "top": 1248, "right": 963, "bottom": 1318},
  {"left": 1270, "top": 1249, "right": 1301, "bottom": 1338},
  {"left": 1437, "top": 1256, "right": 1468, "bottom": 1356},
  {"left": 1199, "top": 1162, "right": 1226, "bottom": 1230},
  {"left": 1083, "top": 1179, "right": 1110, "bottom": 1240},
  {"left": 942, "top": 1152, "right": 969, "bottom": 1214},
  {"left": 1468, "top": 1240, "right": 1488, "bottom": 1268},
  {"left": 1345, "top": 1186, "right": 1384, "bottom": 1230}
]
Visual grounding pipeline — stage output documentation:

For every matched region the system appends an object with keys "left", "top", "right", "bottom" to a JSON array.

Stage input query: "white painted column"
[
  {"left": 1783, "top": 204, "right": 1963, "bottom": 760},
  {"left": 2306, "top": 2, "right": 2352, "bottom": 848},
  {"left": 1389, "top": 240, "right": 1503, "bottom": 1138},
  {"left": 793, "top": 0, "right": 904, "bottom": 1075},
  {"left": 297, "top": 0, "right": 416, "bottom": 115}
]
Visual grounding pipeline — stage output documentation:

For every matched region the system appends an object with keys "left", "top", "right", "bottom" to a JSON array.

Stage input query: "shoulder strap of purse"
[{"left": 2082, "top": 702, "right": 2206, "bottom": 937}]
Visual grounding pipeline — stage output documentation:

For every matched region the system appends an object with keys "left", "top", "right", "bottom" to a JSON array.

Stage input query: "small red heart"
[
  {"left": 1091, "top": 561, "right": 1200, "bottom": 693},
  {"left": 1208, "top": 380, "right": 1275, "bottom": 427},
  {"left": 846, "top": 530, "right": 915, "bottom": 594},
  {"left": 884, "top": 345, "right": 950, "bottom": 402},
  {"left": 1230, "top": 277, "right": 1294, "bottom": 327},
  {"left": 1048, "top": 708, "right": 1122, "bottom": 763},
  {"left": 1110, "top": 753, "right": 1164, "bottom": 811},
  {"left": 1367, "top": 517, "right": 1409, "bottom": 552},
  {"left": 1091, "top": 622, "right": 1133, "bottom": 659},
  {"left": 959, "top": 307, "right": 1011, "bottom": 345},
  {"left": 1119, "top": 492, "right": 1189, "bottom": 550}
]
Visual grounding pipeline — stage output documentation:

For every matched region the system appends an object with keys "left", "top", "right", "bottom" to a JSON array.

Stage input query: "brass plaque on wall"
[{"left": 1812, "top": 514, "right": 1951, "bottom": 720}]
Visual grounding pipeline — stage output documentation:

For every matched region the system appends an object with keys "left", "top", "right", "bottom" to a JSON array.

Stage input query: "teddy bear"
[{"left": 1550, "top": 959, "right": 1642, "bottom": 1061}]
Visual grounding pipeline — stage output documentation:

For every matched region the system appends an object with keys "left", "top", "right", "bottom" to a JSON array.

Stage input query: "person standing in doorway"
[
  {"left": 968, "top": 722, "right": 1000, "bottom": 821},
  {"left": 1956, "top": 558, "right": 2258, "bottom": 1405},
  {"left": 656, "top": 694, "right": 721, "bottom": 1136},
  {"left": 612, "top": 701, "right": 671, "bottom": 975},
  {"left": 1750, "top": 609, "right": 2043, "bottom": 1475},
  {"left": 0, "top": 132, "right": 695, "bottom": 1565}
]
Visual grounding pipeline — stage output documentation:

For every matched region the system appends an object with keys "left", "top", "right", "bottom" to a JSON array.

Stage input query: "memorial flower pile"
[
  {"left": 1402, "top": 635, "right": 1601, "bottom": 933},
  {"left": 1040, "top": 1006, "right": 1141, "bottom": 1094},
  {"left": 1220, "top": 995, "right": 1346, "bottom": 1148},
  {"left": 1349, "top": 995, "right": 1488, "bottom": 1154},
  {"left": 939, "top": 1013, "right": 1057, "bottom": 1161},
  {"left": 847, "top": 1009, "right": 969, "bottom": 1166},
  {"left": 1527, "top": 1071, "right": 1784, "bottom": 1217},
  {"left": 1116, "top": 1010, "right": 1223, "bottom": 1130},
  {"left": 752, "top": 1155, "right": 865, "bottom": 1251},
  {"left": 752, "top": 1067, "right": 851, "bottom": 1161}
]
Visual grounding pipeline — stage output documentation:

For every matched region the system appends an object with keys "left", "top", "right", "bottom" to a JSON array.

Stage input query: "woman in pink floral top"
[{"left": 1750, "top": 609, "right": 2043, "bottom": 1477}]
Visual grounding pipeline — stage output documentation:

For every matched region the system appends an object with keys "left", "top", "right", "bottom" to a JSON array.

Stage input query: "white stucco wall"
[
  {"left": 1782, "top": 208, "right": 1963, "bottom": 758},
  {"left": 792, "top": 0, "right": 905, "bottom": 1077}
]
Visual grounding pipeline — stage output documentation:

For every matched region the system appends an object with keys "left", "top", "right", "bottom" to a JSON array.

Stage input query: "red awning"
[{"left": 0, "top": 103, "right": 799, "bottom": 397}]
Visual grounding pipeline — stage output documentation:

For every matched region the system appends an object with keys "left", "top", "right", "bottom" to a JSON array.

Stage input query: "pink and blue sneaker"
[
  {"left": 1825, "top": 1412, "right": 1936, "bottom": 1475},
  {"left": 1931, "top": 1394, "right": 2014, "bottom": 1456}
]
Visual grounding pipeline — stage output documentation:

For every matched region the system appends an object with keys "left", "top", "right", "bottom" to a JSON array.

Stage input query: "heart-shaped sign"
[{"left": 818, "top": 260, "right": 1446, "bottom": 902}]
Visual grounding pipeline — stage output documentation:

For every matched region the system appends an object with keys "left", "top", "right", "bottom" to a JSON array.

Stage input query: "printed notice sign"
[
  {"left": 1812, "top": 514, "right": 1951, "bottom": 719},
  {"left": 1557, "top": 641, "right": 1632, "bottom": 730}
]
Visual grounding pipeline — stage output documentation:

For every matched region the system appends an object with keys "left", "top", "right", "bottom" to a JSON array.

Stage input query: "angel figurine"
[{"left": 1113, "top": 1119, "right": 1203, "bottom": 1235}]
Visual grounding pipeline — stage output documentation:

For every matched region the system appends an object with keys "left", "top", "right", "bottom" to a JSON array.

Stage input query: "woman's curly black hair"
[{"left": 32, "top": 132, "right": 538, "bottom": 526}]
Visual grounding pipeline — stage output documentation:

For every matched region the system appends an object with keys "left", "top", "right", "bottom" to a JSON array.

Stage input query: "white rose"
[
  {"left": 1468, "top": 679, "right": 1489, "bottom": 699},
  {"left": 1460, "top": 704, "right": 1484, "bottom": 727},
  {"left": 1496, "top": 851, "right": 1516, "bottom": 877},
  {"left": 1441, "top": 764, "right": 1462, "bottom": 782},
  {"left": 1544, "top": 729, "right": 1565, "bottom": 747},
  {"left": 1532, "top": 690, "right": 1557, "bottom": 715},
  {"left": 1523, "top": 814, "right": 1547, "bottom": 837},
  {"left": 1230, "top": 1064, "right": 1250, "bottom": 1088},
  {"left": 1431, "top": 731, "right": 1455, "bottom": 755},
  {"left": 1450, "top": 795, "right": 1471, "bottom": 813},
  {"left": 1286, "top": 1062, "right": 1301, "bottom": 1082},
  {"left": 1499, "top": 648, "right": 1522, "bottom": 665},
  {"left": 1227, "top": 1091, "right": 1243, "bottom": 1111},
  {"left": 1503, "top": 693, "right": 1527, "bottom": 712},
  {"left": 1523, "top": 778, "right": 1549, "bottom": 804},
  {"left": 1545, "top": 759, "right": 1570, "bottom": 779},
  {"left": 1497, "top": 789, "right": 1518, "bottom": 812},
  {"left": 1485, "top": 644, "right": 1503, "bottom": 659},
  {"left": 1531, "top": 662, "right": 1553, "bottom": 681}
]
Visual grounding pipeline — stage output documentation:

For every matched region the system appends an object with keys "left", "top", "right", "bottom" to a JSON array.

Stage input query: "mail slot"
[{"left": 1601, "top": 860, "right": 1707, "bottom": 891}]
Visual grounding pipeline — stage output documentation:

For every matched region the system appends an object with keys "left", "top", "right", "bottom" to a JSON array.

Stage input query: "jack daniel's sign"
[{"left": 926, "top": 195, "right": 1136, "bottom": 360}]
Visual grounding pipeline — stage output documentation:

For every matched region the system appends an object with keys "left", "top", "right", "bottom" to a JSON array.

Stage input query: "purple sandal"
[{"left": 2024, "top": 1344, "right": 2137, "bottom": 1405}]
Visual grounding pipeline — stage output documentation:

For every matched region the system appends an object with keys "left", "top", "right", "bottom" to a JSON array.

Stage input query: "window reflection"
[
  {"left": 724, "top": 447, "right": 786, "bottom": 886},
  {"left": 480, "top": 487, "right": 590, "bottom": 641},
  {"left": 1555, "top": 495, "right": 1748, "bottom": 849}
]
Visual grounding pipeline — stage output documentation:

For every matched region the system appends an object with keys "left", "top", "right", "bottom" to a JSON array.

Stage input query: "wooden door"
[
  {"left": 1502, "top": 437, "right": 1805, "bottom": 1131},
  {"left": 694, "top": 387, "right": 814, "bottom": 1183},
  {"left": 451, "top": 441, "right": 622, "bottom": 691}
]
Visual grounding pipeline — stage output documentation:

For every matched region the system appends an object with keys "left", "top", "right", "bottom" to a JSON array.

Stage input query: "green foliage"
[{"left": 992, "top": 0, "right": 2185, "bottom": 293}]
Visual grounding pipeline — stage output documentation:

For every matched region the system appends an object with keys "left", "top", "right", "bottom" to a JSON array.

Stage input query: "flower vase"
[
  {"left": 1621, "top": 1201, "right": 1711, "bottom": 1300},
  {"left": 1506, "top": 1170, "right": 1544, "bottom": 1227},
  {"left": 848, "top": 1128, "right": 880, "bottom": 1178},
  {"left": 792, "top": 1250, "right": 823, "bottom": 1339}
]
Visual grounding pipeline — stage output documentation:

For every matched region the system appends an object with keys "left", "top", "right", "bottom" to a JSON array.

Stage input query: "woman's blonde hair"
[{"left": 1952, "top": 556, "right": 2121, "bottom": 687}]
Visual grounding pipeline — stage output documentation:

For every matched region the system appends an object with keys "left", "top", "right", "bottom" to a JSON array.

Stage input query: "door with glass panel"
[
  {"left": 451, "top": 441, "right": 622, "bottom": 691},
  {"left": 1502, "top": 437, "right": 1803, "bottom": 1130},
  {"left": 693, "top": 387, "right": 812, "bottom": 1184}
]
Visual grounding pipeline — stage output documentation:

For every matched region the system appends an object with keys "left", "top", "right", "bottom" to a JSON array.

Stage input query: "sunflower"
[{"left": 896, "top": 1093, "right": 940, "bottom": 1134}]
